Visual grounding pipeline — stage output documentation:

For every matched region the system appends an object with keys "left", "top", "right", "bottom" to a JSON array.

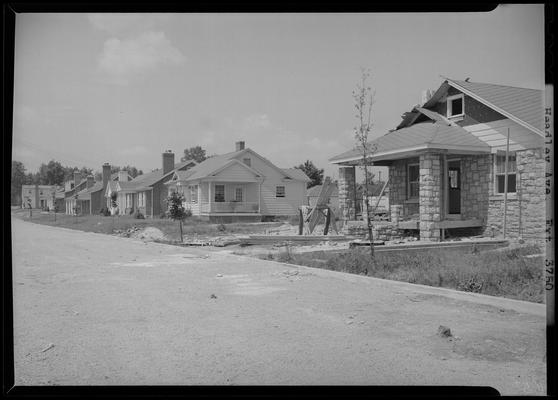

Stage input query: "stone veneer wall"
[
  {"left": 388, "top": 158, "right": 419, "bottom": 217},
  {"left": 485, "top": 148, "right": 546, "bottom": 241},
  {"left": 419, "top": 152, "right": 442, "bottom": 241},
  {"left": 338, "top": 166, "right": 356, "bottom": 221},
  {"left": 460, "top": 154, "right": 491, "bottom": 220}
]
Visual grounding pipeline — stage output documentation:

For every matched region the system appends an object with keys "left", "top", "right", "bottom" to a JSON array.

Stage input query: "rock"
[
  {"left": 210, "top": 294, "right": 217, "bottom": 299},
  {"left": 437, "top": 325, "right": 452, "bottom": 338}
]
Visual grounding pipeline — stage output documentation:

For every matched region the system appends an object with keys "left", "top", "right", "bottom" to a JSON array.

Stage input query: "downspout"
[
  {"left": 503, "top": 127, "right": 510, "bottom": 238},
  {"left": 352, "top": 165, "right": 357, "bottom": 220}
]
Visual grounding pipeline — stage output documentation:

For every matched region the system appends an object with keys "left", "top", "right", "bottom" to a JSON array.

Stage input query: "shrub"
[
  {"left": 184, "top": 208, "right": 193, "bottom": 218},
  {"left": 217, "top": 223, "right": 227, "bottom": 232},
  {"left": 134, "top": 210, "right": 145, "bottom": 219},
  {"left": 99, "top": 207, "right": 111, "bottom": 216},
  {"left": 129, "top": 208, "right": 134, "bottom": 215},
  {"left": 159, "top": 212, "right": 168, "bottom": 219}
]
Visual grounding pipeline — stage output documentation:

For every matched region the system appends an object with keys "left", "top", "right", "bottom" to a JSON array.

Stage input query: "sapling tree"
[
  {"left": 352, "top": 68, "right": 377, "bottom": 259},
  {"left": 167, "top": 191, "right": 187, "bottom": 242}
]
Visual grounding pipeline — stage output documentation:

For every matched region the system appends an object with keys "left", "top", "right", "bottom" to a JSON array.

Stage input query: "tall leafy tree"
[
  {"left": 295, "top": 160, "right": 324, "bottom": 188},
  {"left": 11, "top": 161, "right": 27, "bottom": 205},
  {"left": 37, "top": 160, "right": 66, "bottom": 185},
  {"left": 181, "top": 146, "right": 207, "bottom": 163}
]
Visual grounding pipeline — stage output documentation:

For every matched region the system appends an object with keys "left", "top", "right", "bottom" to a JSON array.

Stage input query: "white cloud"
[{"left": 98, "top": 31, "right": 185, "bottom": 81}]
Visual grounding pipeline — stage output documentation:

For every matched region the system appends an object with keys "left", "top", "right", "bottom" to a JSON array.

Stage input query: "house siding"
[
  {"left": 432, "top": 87, "right": 506, "bottom": 126},
  {"left": 232, "top": 152, "right": 305, "bottom": 216}
]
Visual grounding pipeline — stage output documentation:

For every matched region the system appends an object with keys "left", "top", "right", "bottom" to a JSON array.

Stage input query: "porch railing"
[{"left": 200, "top": 201, "right": 259, "bottom": 213}]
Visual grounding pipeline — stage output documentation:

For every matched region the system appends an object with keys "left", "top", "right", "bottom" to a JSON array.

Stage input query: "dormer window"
[{"left": 447, "top": 94, "right": 464, "bottom": 119}]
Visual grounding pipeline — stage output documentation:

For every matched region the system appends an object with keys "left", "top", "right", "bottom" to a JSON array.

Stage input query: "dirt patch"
[{"left": 130, "top": 227, "right": 166, "bottom": 241}]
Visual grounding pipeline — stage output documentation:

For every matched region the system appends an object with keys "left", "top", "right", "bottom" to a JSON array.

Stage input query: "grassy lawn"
[
  {"left": 261, "top": 245, "right": 545, "bottom": 303},
  {"left": 11, "top": 209, "right": 280, "bottom": 239}
]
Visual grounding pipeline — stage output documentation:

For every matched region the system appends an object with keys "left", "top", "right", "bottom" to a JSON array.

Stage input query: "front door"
[{"left": 448, "top": 160, "right": 461, "bottom": 214}]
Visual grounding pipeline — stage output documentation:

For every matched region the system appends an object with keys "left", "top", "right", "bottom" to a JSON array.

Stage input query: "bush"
[
  {"left": 129, "top": 208, "right": 134, "bottom": 215},
  {"left": 134, "top": 210, "right": 145, "bottom": 219},
  {"left": 184, "top": 208, "right": 192, "bottom": 218},
  {"left": 99, "top": 207, "right": 111, "bottom": 216},
  {"left": 217, "top": 223, "right": 227, "bottom": 232},
  {"left": 159, "top": 212, "right": 168, "bottom": 219}
]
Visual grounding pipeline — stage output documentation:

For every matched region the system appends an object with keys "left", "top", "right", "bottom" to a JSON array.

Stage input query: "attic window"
[
  {"left": 243, "top": 158, "right": 251, "bottom": 167},
  {"left": 447, "top": 94, "right": 464, "bottom": 118}
]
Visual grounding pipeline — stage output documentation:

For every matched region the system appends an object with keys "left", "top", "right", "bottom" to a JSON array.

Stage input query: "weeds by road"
[
  {"left": 261, "top": 245, "right": 544, "bottom": 303},
  {"left": 11, "top": 209, "right": 279, "bottom": 238}
]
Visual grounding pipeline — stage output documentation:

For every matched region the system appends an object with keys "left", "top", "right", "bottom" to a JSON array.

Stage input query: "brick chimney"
[
  {"left": 102, "top": 163, "right": 111, "bottom": 189},
  {"left": 235, "top": 141, "right": 245, "bottom": 151},
  {"left": 86, "top": 175, "right": 95, "bottom": 188},
  {"left": 73, "top": 171, "right": 82, "bottom": 187},
  {"left": 118, "top": 170, "right": 129, "bottom": 182},
  {"left": 162, "top": 150, "right": 175, "bottom": 175}
]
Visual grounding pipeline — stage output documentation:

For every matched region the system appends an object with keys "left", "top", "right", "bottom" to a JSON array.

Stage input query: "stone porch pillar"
[
  {"left": 338, "top": 166, "right": 356, "bottom": 222},
  {"left": 419, "top": 152, "right": 442, "bottom": 241}
]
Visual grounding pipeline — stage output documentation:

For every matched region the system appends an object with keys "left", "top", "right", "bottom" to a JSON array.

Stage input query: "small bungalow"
[
  {"left": 106, "top": 151, "right": 197, "bottom": 217},
  {"left": 166, "top": 141, "right": 311, "bottom": 222},
  {"left": 330, "top": 78, "right": 546, "bottom": 242}
]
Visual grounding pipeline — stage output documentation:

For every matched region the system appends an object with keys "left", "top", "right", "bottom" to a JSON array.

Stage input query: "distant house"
[
  {"left": 330, "top": 78, "right": 545, "bottom": 242},
  {"left": 306, "top": 183, "right": 339, "bottom": 215},
  {"left": 74, "top": 167, "right": 133, "bottom": 215},
  {"left": 166, "top": 141, "right": 311, "bottom": 222},
  {"left": 21, "top": 185, "right": 59, "bottom": 210},
  {"left": 106, "top": 151, "right": 197, "bottom": 217}
]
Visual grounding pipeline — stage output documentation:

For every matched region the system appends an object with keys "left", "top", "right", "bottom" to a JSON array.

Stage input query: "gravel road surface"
[{"left": 11, "top": 217, "right": 546, "bottom": 393}]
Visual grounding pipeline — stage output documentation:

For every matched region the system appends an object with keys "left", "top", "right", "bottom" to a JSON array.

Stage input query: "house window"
[
  {"left": 243, "top": 158, "right": 251, "bottom": 167},
  {"left": 407, "top": 164, "right": 419, "bottom": 199},
  {"left": 126, "top": 194, "right": 133, "bottom": 208},
  {"left": 276, "top": 186, "right": 286, "bottom": 198},
  {"left": 447, "top": 94, "right": 464, "bottom": 118},
  {"left": 138, "top": 192, "right": 144, "bottom": 207},
  {"left": 190, "top": 185, "right": 198, "bottom": 203},
  {"left": 235, "top": 187, "right": 243, "bottom": 202},
  {"left": 214, "top": 185, "right": 225, "bottom": 202},
  {"left": 495, "top": 152, "right": 517, "bottom": 194}
]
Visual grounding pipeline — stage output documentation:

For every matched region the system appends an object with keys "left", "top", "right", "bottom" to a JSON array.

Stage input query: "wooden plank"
[
  {"left": 307, "top": 177, "right": 335, "bottom": 233},
  {"left": 433, "top": 219, "right": 484, "bottom": 229}
]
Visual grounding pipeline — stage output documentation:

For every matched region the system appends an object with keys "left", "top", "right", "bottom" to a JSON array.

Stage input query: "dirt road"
[{"left": 10, "top": 217, "right": 546, "bottom": 393}]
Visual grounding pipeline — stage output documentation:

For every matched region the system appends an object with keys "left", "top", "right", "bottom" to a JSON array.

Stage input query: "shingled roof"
[
  {"left": 445, "top": 78, "right": 544, "bottom": 134},
  {"left": 329, "top": 120, "right": 490, "bottom": 164}
]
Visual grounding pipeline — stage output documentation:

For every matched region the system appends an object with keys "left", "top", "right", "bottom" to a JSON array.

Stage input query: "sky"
[{"left": 11, "top": 5, "right": 545, "bottom": 181}]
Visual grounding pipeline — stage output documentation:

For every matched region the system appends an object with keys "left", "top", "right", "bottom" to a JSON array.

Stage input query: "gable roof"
[
  {"left": 329, "top": 120, "right": 490, "bottom": 164},
  {"left": 444, "top": 78, "right": 544, "bottom": 135},
  {"left": 281, "top": 168, "right": 312, "bottom": 182},
  {"left": 120, "top": 160, "right": 196, "bottom": 191},
  {"left": 175, "top": 148, "right": 300, "bottom": 182}
]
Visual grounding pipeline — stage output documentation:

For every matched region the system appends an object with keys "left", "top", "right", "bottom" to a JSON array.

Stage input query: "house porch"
[{"left": 338, "top": 150, "right": 492, "bottom": 241}]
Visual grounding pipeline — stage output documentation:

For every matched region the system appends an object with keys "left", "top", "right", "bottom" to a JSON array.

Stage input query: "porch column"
[
  {"left": 208, "top": 182, "right": 212, "bottom": 213},
  {"left": 338, "top": 166, "right": 356, "bottom": 222},
  {"left": 419, "top": 152, "right": 442, "bottom": 241},
  {"left": 258, "top": 181, "right": 262, "bottom": 213}
]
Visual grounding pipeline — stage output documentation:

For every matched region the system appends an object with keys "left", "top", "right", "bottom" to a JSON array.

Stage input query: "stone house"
[
  {"left": 330, "top": 78, "right": 546, "bottom": 242},
  {"left": 166, "top": 141, "right": 311, "bottom": 222}
]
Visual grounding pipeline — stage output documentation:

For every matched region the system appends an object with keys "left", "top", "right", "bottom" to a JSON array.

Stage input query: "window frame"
[
  {"left": 214, "top": 184, "right": 225, "bottom": 203},
  {"left": 234, "top": 186, "right": 244, "bottom": 202},
  {"left": 447, "top": 93, "right": 465, "bottom": 119},
  {"left": 190, "top": 185, "right": 198, "bottom": 204},
  {"left": 407, "top": 163, "right": 420, "bottom": 200},
  {"left": 243, "top": 158, "right": 251, "bottom": 167},
  {"left": 494, "top": 151, "right": 517, "bottom": 194},
  {"left": 276, "top": 185, "right": 286, "bottom": 198}
]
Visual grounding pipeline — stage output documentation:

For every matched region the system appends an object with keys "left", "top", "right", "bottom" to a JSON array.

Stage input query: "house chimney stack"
[
  {"left": 235, "top": 141, "right": 245, "bottom": 151},
  {"left": 86, "top": 175, "right": 95, "bottom": 188},
  {"left": 102, "top": 163, "right": 111, "bottom": 189},
  {"left": 73, "top": 171, "right": 82, "bottom": 187},
  {"left": 118, "top": 170, "right": 129, "bottom": 182},
  {"left": 162, "top": 150, "right": 175, "bottom": 175}
]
